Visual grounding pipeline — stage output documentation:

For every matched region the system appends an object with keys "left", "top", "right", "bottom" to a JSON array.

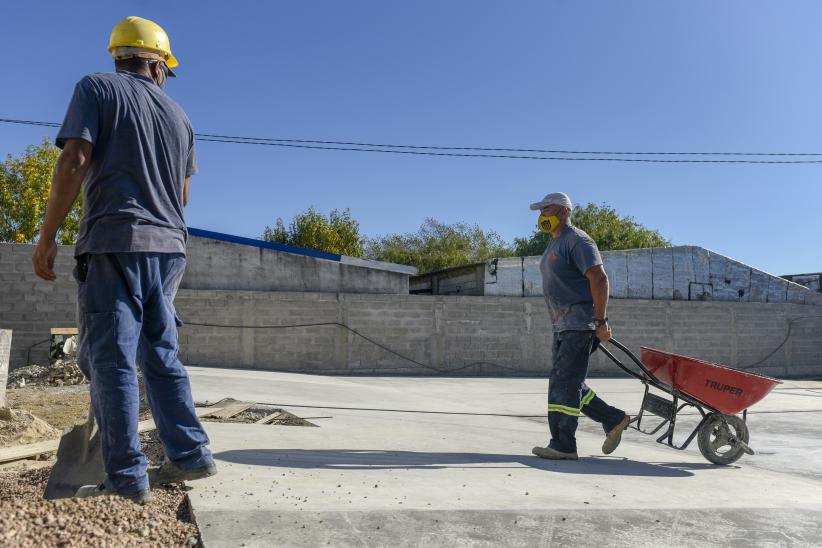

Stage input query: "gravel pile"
[
  {"left": 0, "top": 467, "right": 200, "bottom": 547},
  {"left": 7, "top": 358, "right": 87, "bottom": 388}
]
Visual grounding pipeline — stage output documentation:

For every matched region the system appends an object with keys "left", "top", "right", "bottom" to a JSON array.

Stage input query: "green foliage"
[
  {"left": 366, "top": 218, "right": 515, "bottom": 274},
  {"left": 262, "top": 207, "right": 365, "bottom": 256},
  {"left": 0, "top": 138, "right": 82, "bottom": 244},
  {"left": 513, "top": 202, "right": 671, "bottom": 256}
]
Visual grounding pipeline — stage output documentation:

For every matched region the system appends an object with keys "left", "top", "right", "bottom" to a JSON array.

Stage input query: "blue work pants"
[
  {"left": 547, "top": 330, "right": 626, "bottom": 453},
  {"left": 75, "top": 252, "right": 212, "bottom": 495}
]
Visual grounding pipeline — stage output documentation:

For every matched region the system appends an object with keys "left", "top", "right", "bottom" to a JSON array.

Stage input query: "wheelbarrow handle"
[{"left": 600, "top": 338, "right": 665, "bottom": 386}]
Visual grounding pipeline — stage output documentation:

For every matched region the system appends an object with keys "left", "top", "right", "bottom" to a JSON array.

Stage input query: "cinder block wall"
[
  {"left": 0, "top": 243, "right": 77, "bottom": 369},
  {"left": 183, "top": 237, "right": 411, "bottom": 294},
  {"left": 487, "top": 246, "right": 822, "bottom": 305},
  {"left": 3, "top": 242, "right": 821, "bottom": 377},
  {"left": 175, "top": 290, "right": 822, "bottom": 379}
]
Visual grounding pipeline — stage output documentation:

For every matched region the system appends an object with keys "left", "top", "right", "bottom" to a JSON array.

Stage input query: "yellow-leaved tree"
[{"left": 0, "top": 138, "right": 82, "bottom": 244}]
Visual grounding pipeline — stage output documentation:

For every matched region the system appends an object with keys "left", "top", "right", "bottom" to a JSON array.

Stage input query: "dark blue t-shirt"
[
  {"left": 56, "top": 71, "right": 197, "bottom": 256},
  {"left": 539, "top": 225, "right": 603, "bottom": 332}
]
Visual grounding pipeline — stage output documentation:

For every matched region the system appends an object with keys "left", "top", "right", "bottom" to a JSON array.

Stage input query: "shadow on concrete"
[{"left": 214, "top": 449, "right": 699, "bottom": 477}]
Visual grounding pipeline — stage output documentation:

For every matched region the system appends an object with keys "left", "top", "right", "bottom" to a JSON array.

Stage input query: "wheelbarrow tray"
[{"left": 640, "top": 347, "right": 782, "bottom": 415}]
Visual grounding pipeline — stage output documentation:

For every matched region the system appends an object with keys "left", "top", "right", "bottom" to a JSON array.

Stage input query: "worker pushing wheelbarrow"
[{"left": 599, "top": 339, "right": 781, "bottom": 465}]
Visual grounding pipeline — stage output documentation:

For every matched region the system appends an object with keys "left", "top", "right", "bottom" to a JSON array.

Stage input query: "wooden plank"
[
  {"left": 0, "top": 405, "right": 225, "bottom": 464},
  {"left": 50, "top": 327, "right": 79, "bottom": 336},
  {"left": 0, "top": 439, "right": 58, "bottom": 464},
  {"left": 255, "top": 411, "right": 287, "bottom": 424},
  {"left": 202, "top": 401, "right": 253, "bottom": 419}
]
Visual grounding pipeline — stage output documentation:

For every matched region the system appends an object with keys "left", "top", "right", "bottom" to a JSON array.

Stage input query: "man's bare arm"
[
  {"left": 183, "top": 176, "right": 190, "bottom": 207},
  {"left": 32, "top": 139, "right": 92, "bottom": 281},
  {"left": 585, "top": 264, "right": 611, "bottom": 341}
]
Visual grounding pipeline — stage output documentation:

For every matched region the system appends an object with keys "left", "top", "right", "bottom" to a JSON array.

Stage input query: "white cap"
[{"left": 529, "top": 192, "right": 572, "bottom": 211}]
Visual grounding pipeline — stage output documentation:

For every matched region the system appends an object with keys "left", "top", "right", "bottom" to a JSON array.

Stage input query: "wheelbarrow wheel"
[{"left": 697, "top": 413, "right": 749, "bottom": 465}]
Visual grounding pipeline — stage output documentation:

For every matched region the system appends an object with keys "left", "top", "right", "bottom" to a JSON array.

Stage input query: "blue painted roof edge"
[{"left": 188, "top": 227, "right": 341, "bottom": 262}]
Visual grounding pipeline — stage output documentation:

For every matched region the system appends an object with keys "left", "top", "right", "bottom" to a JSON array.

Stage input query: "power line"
[
  {"left": 4, "top": 117, "right": 822, "bottom": 164},
  {"left": 195, "top": 136, "right": 822, "bottom": 164},
  {"left": 196, "top": 132, "right": 822, "bottom": 157}
]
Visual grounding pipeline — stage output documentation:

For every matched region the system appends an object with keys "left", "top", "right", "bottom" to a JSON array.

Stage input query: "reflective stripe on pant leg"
[
  {"left": 548, "top": 404, "right": 581, "bottom": 417},
  {"left": 581, "top": 388, "right": 596, "bottom": 407}
]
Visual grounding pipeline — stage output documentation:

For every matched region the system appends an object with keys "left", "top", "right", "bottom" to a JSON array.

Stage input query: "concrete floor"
[{"left": 185, "top": 367, "right": 822, "bottom": 547}]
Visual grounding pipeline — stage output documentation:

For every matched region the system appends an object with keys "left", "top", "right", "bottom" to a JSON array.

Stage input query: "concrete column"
[{"left": 0, "top": 330, "right": 11, "bottom": 408}]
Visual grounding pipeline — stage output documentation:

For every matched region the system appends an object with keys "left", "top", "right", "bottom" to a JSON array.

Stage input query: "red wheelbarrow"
[{"left": 599, "top": 339, "right": 782, "bottom": 465}]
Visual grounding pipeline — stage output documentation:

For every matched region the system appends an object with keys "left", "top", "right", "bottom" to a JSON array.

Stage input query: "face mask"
[
  {"left": 537, "top": 215, "right": 560, "bottom": 233},
  {"left": 150, "top": 62, "right": 168, "bottom": 89}
]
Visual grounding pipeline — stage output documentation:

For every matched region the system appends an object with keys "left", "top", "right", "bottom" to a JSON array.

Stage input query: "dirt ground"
[{"left": 4, "top": 385, "right": 91, "bottom": 432}]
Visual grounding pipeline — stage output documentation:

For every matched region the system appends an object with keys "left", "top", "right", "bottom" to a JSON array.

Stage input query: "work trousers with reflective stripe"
[
  {"left": 547, "top": 330, "right": 626, "bottom": 453},
  {"left": 76, "top": 253, "right": 213, "bottom": 495}
]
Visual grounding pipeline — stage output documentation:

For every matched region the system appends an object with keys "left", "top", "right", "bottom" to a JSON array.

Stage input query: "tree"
[
  {"left": 513, "top": 202, "right": 671, "bottom": 256},
  {"left": 262, "top": 207, "right": 365, "bottom": 256},
  {"left": 0, "top": 138, "right": 82, "bottom": 244},
  {"left": 366, "top": 218, "right": 514, "bottom": 273}
]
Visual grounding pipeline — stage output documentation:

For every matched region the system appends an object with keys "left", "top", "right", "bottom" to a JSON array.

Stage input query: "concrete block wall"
[
  {"left": 3, "top": 241, "right": 820, "bottom": 378},
  {"left": 485, "top": 246, "right": 822, "bottom": 305},
  {"left": 0, "top": 234, "right": 413, "bottom": 369},
  {"left": 176, "top": 290, "right": 822, "bottom": 379},
  {"left": 0, "top": 243, "right": 78, "bottom": 369},
  {"left": 183, "top": 235, "right": 413, "bottom": 295}
]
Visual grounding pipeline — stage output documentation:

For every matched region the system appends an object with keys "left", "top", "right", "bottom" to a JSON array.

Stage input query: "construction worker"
[
  {"left": 529, "top": 192, "right": 630, "bottom": 460},
  {"left": 32, "top": 16, "right": 215, "bottom": 503}
]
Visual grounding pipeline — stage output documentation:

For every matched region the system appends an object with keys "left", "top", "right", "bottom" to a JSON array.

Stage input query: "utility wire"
[
  {"left": 243, "top": 402, "right": 546, "bottom": 418},
  {"left": 184, "top": 315, "right": 822, "bottom": 376},
  {"left": 5, "top": 117, "right": 822, "bottom": 164},
  {"left": 240, "top": 402, "right": 822, "bottom": 417},
  {"left": 739, "top": 316, "right": 822, "bottom": 369},
  {"left": 193, "top": 137, "right": 822, "bottom": 164},
  {"left": 21, "top": 315, "right": 822, "bottom": 379},
  {"left": 196, "top": 132, "right": 822, "bottom": 157},
  {"left": 184, "top": 320, "right": 535, "bottom": 376}
]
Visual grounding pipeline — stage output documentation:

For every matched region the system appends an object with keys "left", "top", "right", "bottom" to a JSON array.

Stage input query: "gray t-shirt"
[
  {"left": 539, "top": 225, "right": 603, "bottom": 332},
  {"left": 56, "top": 71, "right": 197, "bottom": 256}
]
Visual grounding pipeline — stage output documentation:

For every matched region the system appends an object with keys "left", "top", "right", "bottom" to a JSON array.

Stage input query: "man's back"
[{"left": 57, "top": 71, "right": 197, "bottom": 256}]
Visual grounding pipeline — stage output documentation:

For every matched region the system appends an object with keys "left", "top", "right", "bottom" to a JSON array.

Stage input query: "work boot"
[
  {"left": 74, "top": 483, "right": 153, "bottom": 505},
  {"left": 149, "top": 459, "right": 217, "bottom": 486},
  {"left": 602, "top": 414, "right": 630, "bottom": 455},
  {"left": 531, "top": 446, "right": 579, "bottom": 460}
]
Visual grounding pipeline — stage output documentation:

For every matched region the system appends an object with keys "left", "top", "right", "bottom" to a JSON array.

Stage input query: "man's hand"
[
  {"left": 595, "top": 322, "right": 612, "bottom": 343},
  {"left": 32, "top": 238, "right": 58, "bottom": 281}
]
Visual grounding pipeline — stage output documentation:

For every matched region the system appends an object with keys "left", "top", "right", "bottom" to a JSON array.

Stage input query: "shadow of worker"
[{"left": 214, "top": 449, "right": 695, "bottom": 478}]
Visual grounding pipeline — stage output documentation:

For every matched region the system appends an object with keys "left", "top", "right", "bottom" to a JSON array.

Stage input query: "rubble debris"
[
  {"left": 0, "top": 408, "right": 61, "bottom": 448},
  {"left": 7, "top": 357, "right": 87, "bottom": 388},
  {"left": 198, "top": 400, "right": 319, "bottom": 426}
]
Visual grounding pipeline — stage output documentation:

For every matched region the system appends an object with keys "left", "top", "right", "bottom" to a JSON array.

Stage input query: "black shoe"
[
  {"left": 149, "top": 459, "right": 218, "bottom": 486},
  {"left": 74, "top": 483, "right": 153, "bottom": 505}
]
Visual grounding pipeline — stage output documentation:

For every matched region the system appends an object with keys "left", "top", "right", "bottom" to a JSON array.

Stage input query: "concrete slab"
[{"left": 186, "top": 368, "right": 822, "bottom": 547}]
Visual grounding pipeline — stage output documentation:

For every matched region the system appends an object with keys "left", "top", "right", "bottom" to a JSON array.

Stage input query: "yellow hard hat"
[{"left": 108, "top": 16, "right": 178, "bottom": 69}]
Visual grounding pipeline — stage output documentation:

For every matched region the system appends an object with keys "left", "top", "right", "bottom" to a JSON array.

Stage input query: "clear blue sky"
[{"left": 1, "top": 1, "right": 820, "bottom": 274}]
